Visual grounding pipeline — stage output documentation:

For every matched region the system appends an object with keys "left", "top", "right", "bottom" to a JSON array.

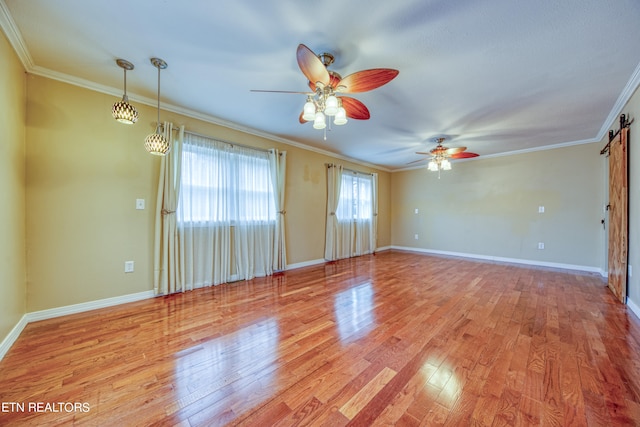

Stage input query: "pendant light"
[
  {"left": 144, "top": 57, "right": 170, "bottom": 156},
  {"left": 112, "top": 59, "right": 138, "bottom": 124}
]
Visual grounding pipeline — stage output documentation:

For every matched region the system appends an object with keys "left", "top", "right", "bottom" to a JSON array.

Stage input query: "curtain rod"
[
  {"left": 160, "top": 123, "right": 270, "bottom": 154},
  {"left": 325, "top": 163, "right": 375, "bottom": 176}
]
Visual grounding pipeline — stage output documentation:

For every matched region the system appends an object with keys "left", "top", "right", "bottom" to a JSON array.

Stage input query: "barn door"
[{"left": 606, "top": 118, "right": 629, "bottom": 303}]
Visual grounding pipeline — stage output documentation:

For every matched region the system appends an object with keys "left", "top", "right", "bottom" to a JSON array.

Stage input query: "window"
[
  {"left": 336, "top": 171, "right": 373, "bottom": 221},
  {"left": 177, "top": 135, "right": 275, "bottom": 224}
]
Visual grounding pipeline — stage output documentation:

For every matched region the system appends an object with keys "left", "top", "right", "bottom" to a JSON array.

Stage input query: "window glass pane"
[
  {"left": 177, "top": 137, "right": 275, "bottom": 224},
  {"left": 336, "top": 172, "right": 373, "bottom": 221}
]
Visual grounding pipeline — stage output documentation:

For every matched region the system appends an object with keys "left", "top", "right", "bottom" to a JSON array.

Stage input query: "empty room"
[{"left": 1, "top": 1, "right": 640, "bottom": 425}]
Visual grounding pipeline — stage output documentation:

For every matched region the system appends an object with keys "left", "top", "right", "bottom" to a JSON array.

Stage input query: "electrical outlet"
[
  {"left": 538, "top": 206, "right": 545, "bottom": 213},
  {"left": 538, "top": 242, "right": 545, "bottom": 250},
  {"left": 414, "top": 234, "right": 419, "bottom": 240},
  {"left": 136, "top": 199, "right": 145, "bottom": 210},
  {"left": 124, "top": 261, "right": 134, "bottom": 273},
  {"left": 414, "top": 208, "right": 419, "bottom": 214}
]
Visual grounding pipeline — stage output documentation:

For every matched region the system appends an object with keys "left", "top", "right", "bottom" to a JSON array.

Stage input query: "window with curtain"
[
  {"left": 336, "top": 172, "right": 373, "bottom": 221},
  {"left": 329, "top": 169, "right": 376, "bottom": 259},
  {"left": 176, "top": 133, "right": 276, "bottom": 287},
  {"left": 178, "top": 142, "right": 275, "bottom": 224}
]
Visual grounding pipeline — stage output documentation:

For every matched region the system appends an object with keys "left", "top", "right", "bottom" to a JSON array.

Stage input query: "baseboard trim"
[
  {"left": 0, "top": 291, "right": 156, "bottom": 361},
  {"left": 627, "top": 298, "right": 640, "bottom": 320},
  {"left": 285, "top": 258, "right": 326, "bottom": 271},
  {"left": 391, "top": 246, "right": 605, "bottom": 275},
  {"left": 0, "top": 314, "right": 28, "bottom": 361},
  {"left": 26, "top": 290, "right": 156, "bottom": 323}
]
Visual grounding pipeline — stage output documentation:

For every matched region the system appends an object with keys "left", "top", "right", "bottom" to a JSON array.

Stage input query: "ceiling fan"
[
  {"left": 251, "top": 44, "right": 399, "bottom": 136},
  {"left": 411, "top": 137, "right": 479, "bottom": 177}
]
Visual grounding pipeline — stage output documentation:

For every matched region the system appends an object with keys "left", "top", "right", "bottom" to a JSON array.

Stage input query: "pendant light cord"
[
  {"left": 156, "top": 65, "right": 161, "bottom": 133},
  {"left": 123, "top": 68, "right": 127, "bottom": 97}
]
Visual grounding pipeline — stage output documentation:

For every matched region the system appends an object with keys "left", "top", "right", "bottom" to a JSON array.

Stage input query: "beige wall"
[
  {"left": 0, "top": 31, "right": 27, "bottom": 340},
  {"left": 24, "top": 75, "right": 391, "bottom": 312},
  {"left": 391, "top": 142, "right": 606, "bottom": 270}
]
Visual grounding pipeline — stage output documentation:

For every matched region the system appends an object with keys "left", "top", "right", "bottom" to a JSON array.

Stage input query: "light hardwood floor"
[{"left": 1, "top": 250, "right": 640, "bottom": 426}]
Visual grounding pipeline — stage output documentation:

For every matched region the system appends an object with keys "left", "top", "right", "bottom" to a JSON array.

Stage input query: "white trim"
[
  {"left": 285, "top": 248, "right": 393, "bottom": 270},
  {"left": 597, "top": 60, "right": 640, "bottom": 142},
  {"left": 0, "top": 0, "right": 34, "bottom": 69},
  {"left": 0, "top": 314, "right": 28, "bottom": 360},
  {"left": 25, "top": 290, "right": 155, "bottom": 323},
  {"left": 285, "top": 258, "right": 326, "bottom": 271},
  {"left": 391, "top": 245, "right": 605, "bottom": 275},
  {"left": 397, "top": 137, "right": 602, "bottom": 172},
  {"left": 477, "top": 138, "right": 600, "bottom": 161},
  {"left": 627, "top": 298, "right": 640, "bottom": 321},
  {"left": 0, "top": 291, "right": 155, "bottom": 361}
]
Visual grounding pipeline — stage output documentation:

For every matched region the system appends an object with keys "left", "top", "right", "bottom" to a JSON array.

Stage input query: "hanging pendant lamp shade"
[
  {"left": 113, "top": 97, "right": 138, "bottom": 124},
  {"left": 144, "top": 58, "right": 170, "bottom": 156},
  {"left": 144, "top": 132, "right": 169, "bottom": 154},
  {"left": 112, "top": 59, "right": 138, "bottom": 124}
]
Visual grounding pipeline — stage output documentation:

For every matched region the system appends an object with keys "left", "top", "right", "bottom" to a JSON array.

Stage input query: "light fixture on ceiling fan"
[
  {"left": 112, "top": 59, "right": 138, "bottom": 124},
  {"left": 144, "top": 57, "right": 170, "bottom": 156},
  {"left": 410, "top": 137, "right": 480, "bottom": 178},
  {"left": 426, "top": 140, "right": 453, "bottom": 173},
  {"left": 301, "top": 53, "right": 348, "bottom": 130},
  {"left": 251, "top": 44, "right": 399, "bottom": 139}
]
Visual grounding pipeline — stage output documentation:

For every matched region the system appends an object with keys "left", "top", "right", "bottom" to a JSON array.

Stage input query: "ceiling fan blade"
[
  {"left": 415, "top": 151, "right": 431, "bottom": 155},
  {"left": 299, "top": 110, "right": 308, "bottom": 124},
  {"left": 407, "top": 158, "right": 427, "bottom": 165},
  {"left": 445, "top": 146, "right": 467, "bottom": 155},
  {"left": 337, "top": 68, "right": 399, "bottom": 93},
  {"left": 340, "top": 96, "right": 370, "bottom": 120},
  {"left": 297, "top": 44, "right": 330, "bottom": 87},
  {"left": 450, "top": 152, "right": 479, "bottom": 159},
  {"left": 250, "top": 89, "right": 313, "bottom": 95}
]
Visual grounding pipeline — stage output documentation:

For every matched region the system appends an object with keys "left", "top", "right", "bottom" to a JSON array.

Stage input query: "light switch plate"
[
  {"left": 124, "top": 261, "right": 134, "bottom": 273},
  {"left": 136, "top": 199, "right": 145, "bottom": 210}
]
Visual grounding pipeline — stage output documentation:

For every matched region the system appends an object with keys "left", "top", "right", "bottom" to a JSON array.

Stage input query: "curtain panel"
[
  {"left": 324, "top": 164, "right": 343, "bottom": 261},
  {"left": 269, "top": 149, "right": 287, "bottom": 271},
  {"left": 153, "top": 123, "right": 185, "bottom": 295}
]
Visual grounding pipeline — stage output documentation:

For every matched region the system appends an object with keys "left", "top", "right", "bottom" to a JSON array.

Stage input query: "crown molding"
[
  {"left": 0, "top": 0, "right": 33, "bottom": 69},
  {"left": 597, "top": 60, "right": 640, "bottom": 140}
]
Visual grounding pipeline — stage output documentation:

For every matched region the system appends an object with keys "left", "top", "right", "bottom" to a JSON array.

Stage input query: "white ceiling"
[{"left": 2, "top": 0, "right": 640, "bottom": 170}]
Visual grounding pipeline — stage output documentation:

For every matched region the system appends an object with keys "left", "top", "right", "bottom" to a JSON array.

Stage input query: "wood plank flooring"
[{"left": 1, "top": 250, "right": 640, "bottom": 426}]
